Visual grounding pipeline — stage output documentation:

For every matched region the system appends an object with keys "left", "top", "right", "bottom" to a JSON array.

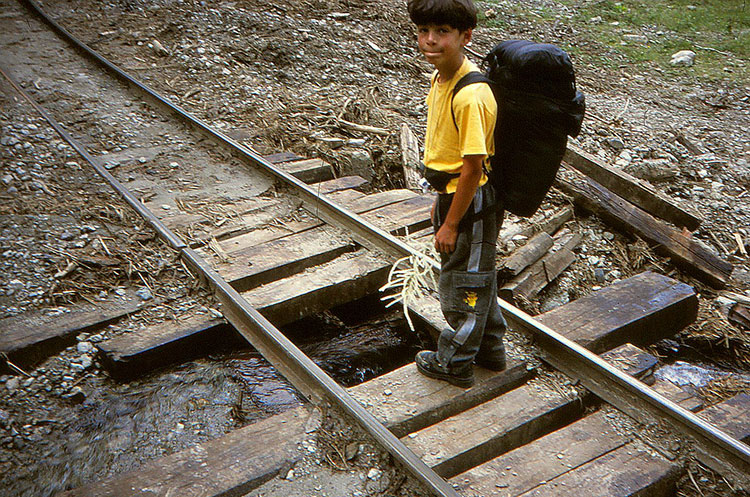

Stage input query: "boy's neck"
[{"left": 436, "top": 54, "right": 465, "bottom": 83}]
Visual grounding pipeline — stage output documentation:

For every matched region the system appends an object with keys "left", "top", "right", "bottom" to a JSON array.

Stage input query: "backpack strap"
[{"left": 450, "top": 71, "right": 493, "bottom": 129}]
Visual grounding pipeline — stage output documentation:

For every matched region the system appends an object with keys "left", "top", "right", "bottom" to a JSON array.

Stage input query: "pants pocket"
[{"left": 446, "top": 270, "right": 493, "bottom": 316}]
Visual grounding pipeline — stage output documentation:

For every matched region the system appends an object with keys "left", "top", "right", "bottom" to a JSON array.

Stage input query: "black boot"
[{"left": 415, "top": 351, "right": 474, "bottom": 388}]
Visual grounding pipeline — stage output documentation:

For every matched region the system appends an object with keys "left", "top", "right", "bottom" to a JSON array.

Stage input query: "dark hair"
[{"left": 407, "top": 0, "right": 478, "bottom": 31}]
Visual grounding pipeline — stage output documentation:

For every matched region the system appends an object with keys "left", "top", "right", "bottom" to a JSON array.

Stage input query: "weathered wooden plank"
[
  {"left": 514, "top": 442, "right": 681, "bottom": 497},
  {"left": 0, "top": 291, "right": 143, "bottom": 367},
  {"left": 396, "top": 343, "right": 662, "bottom": 480},
  {"left": 207, "top": 191, "right": 426, "bottom": 290},
  {"left": 311, "top": 175, "right": 368, "bottom": 195},
  {"left": 111, "top": 192, "right": 430, "bottom": 374},
  {"left": 325, "top": 188, "right": 367, "bottom": 206},
  {"left": 278, "top": 158, "right": 334, "bottom": 184},
  {"left": 563, "top": 144, "right": 702, "bottom": 230},
  {"left": 400, "top": 123, "right": 422, "bottom": 190},
  {"left": 412, "top": 272, "right": 696, "bottom": 359},
  {"left": 498, "top": 206, "right": 574, "bottom": 249},
  {"left": 499, "top": 229, "right": 581, "bottom": 302},
  {"left": 61, "top": 406, "right": 310, "bottom": 497},
  {"left": 650, "top": 379, "right": 703, "bottom": 412},
  {"left": 214, "top": 218, "right": 317, "bottom": 256},
  {"left": 97, "top": 315, "right": 235, "bottom": 379},
  {"left": 454, "top": 362, "right": 705, "bottom": 496},
  {"left": 215, "top": 226, "right": 358, "bottom": 292},
  {"left": 203, "top": 188, "right": 415, "bottom": 259},
  {"left": 241, "top": 250, "right": 390, "bottom": 326},
  {"left": 262, "top": 151, "right": 303, "bottom": 164},
  {"left": 600, "top": 344, "right": 663, "bottom": 379},
  {"left": 402, "top": 382, "right": 585, "bottom": 478},
  {"left": 533, "top": 271, "right": 698, "bottom": 353},
  {"left": 556, "top": 166, "right": 732, "bottom": 288},
  {"left": 693, "top": 393, "right": 750, "bottom": 480},
  {"left": 697, "top": 393, "right": 750, "bottom": 443},
  {"left": 345, "top": 189, "right": 418, "bottom": 213},
  {"left": 104, "top": 250, "right": 391, "bottom": 376},
  {"left": 191, "top": 198, "right": 304, "bottom": 246},
  {"left": 348, "top": 360, "right": 533, "bottom": 437},
  {"left": 728, "top": 303, "right": 750, "bottom": 330},
  {"left": 498, "top": 231, "right": 554, "bottom": 279},
  {"left": 453, "top": 411, "right": 629, "bottom": 497},
  {"left": 601, "top": 343, "right": 658, "bottom": 384},
  {"left": 360, "top": 195, "right": 433, "bottom": 235},
  {"left": 160, "top": 197, "right": 287, "bottom": 234}
]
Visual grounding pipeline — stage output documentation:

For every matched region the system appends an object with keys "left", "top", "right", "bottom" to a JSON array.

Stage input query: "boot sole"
[{"left": 416, "top": 361, "right": 474, "bottom": 388}]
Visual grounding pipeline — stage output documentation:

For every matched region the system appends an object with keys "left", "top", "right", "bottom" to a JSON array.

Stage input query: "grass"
[{"left": 480, "top": 0, "right": 749, "bottom": 83}]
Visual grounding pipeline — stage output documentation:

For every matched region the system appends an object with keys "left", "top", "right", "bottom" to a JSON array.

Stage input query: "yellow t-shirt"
[{"left": 423, "top": 57, "right": 497, "bottom": 193}]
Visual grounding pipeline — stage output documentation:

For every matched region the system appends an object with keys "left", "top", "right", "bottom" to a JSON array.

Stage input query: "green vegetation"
[{"left": 480, "top": 0, "right": 749, "bottom": 83}]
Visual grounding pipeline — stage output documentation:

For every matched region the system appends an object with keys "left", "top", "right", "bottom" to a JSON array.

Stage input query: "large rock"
[
  {"left": 339, "top": 148, "right": 374, "bottom": 181},
  {"left": 624, "top": 159, "right": 680, "bottom": 182},
  {"left": 671, "top": 50, "right": 696, "bottom": 67}
]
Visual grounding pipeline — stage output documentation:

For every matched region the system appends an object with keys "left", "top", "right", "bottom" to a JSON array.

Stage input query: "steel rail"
[
  {"left": 501, "top": 302, "right": 750, "bottom": 486},
  {"left": 19, "top": 0, "right": 750, "bottom": 488},
  {"left": 3, "top": 13, "right": 461, "bottom": 496},
  {"left": 0, "top": 64, "right": 186, "bottom": 252},
  {"left": 20, "top": 0, "right": 412, "bottom": 262}
]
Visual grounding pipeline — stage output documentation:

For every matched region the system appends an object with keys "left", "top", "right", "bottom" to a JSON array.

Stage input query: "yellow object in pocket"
[{"left": 463, "top": 290, "right": 478, "bottom": 308}]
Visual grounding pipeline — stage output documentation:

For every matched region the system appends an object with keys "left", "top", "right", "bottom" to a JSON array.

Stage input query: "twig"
[
  {"left": 721, "top": 475, "right": 735, "bottom": 492},
  {"left": 98, "top": 235, "right": 112, "bottom": 256},
  {"left": 208, "top": 236, "right": 231, "bottom": 263},
  {"left": 688, "top": 469, "right": 706, "bottom": 497},
  {"left": 614, "top": 97, "right": 630, "bottom": 121},
  {"left": 324, "top": 453, "right": 347, "bottom": 471},
  {"left": 138, "top": 271, "right": 154, "bottom": 296},
  {"left": 54, "top": 261, "right": 77, "bottom": 279},
  {"left": 43, "top": 243, "right": 79, "bottom": 261},
  {"left": 734, "top": 233, "right": 747, "bottom": 256},
  {"left": 694, "top": 44, "right": 733, "bottom": 57},
  {"left": 336, "top": 118, "right": 389, "bottom": 136},
  {"left": 337, "top": 97, "right": 352, "bottom": 120},
  {"left": 180, "top": 258, "right": 197, "bottom": 280},
  {"left": 1, "top": 353, "right": 30, "bottom": 377},
  {"left": 709, "top": 231, "right": 730, "bottom": 255},
  {"left": 722, "top": 292, "right": 750, "bottom": 306},
  {"left": 582, "top": 110, "right": 609, "bottom": 123},
  {"left": 379, "top": 236, "right": 438, "bottom": 331}
]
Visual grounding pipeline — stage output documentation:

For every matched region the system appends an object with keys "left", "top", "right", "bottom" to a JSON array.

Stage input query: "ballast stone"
[{"left": 671, "top": 50, "right": 696, "bottom": 66}]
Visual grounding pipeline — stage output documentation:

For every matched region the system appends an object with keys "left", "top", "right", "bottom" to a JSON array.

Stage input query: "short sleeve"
[{"left": 453, "top": 83, "right": 497, "bottom": 157}]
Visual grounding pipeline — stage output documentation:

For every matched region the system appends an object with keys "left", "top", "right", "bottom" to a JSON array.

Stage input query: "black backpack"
[{"left": 452, "top": 40, "right": 586, "bottom": 217}]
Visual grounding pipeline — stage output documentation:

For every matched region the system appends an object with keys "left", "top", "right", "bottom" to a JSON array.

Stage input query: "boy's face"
[{"left": 416, "top": 24, "right": 472, "bottom": 72}]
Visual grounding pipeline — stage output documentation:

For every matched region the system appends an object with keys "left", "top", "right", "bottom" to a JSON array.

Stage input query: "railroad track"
[{"left": 1, "top": 1, "right": 748, "bottom": 496}]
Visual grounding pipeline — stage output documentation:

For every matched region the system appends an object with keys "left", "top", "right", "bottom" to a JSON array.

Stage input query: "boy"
[{"left": 408, "top": 0, "right": 507, "bottom": 387}]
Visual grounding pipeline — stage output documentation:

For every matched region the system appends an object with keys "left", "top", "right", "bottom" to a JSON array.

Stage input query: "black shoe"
[
  {"left": 415, "top": 351, "right": 474, "bottom": 388},
  {"left": 474, "top": 354, "right": 507, "bottom": 371}
]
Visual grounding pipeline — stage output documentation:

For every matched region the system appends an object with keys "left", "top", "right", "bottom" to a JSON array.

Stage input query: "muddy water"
[
  {"left": 7, "top": 305, "right": 420, "bottom": 497},
  {"left": 9, "top": 353, "right": 301, "bottom": 497},
  {"left": 286, "top": 305, "right": 423, "bottom": 387}
]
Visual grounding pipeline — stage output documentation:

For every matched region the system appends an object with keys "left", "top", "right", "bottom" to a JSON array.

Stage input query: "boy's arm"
[{"left": 434, "top": 154, "right": 484, "bottom": 254}]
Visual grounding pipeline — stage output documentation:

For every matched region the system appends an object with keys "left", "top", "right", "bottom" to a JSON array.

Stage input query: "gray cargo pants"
[{"left": 433, "top": 182, "right": 507, "bottom": 371}]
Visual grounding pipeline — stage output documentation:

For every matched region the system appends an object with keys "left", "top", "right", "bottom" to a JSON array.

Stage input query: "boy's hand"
[{"left": 435, "top": 222, "right": 459, "bottom": 254}]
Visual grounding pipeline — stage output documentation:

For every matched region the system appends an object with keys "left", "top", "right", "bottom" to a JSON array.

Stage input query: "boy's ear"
[{"left": 461, "top": 28, "right": 473, "bottom": 46}]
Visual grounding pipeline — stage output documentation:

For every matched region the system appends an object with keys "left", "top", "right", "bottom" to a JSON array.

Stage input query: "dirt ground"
[{"left": 1, "top": 0, "right": 749, "bottom": 496}]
